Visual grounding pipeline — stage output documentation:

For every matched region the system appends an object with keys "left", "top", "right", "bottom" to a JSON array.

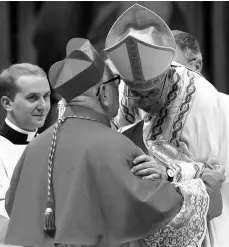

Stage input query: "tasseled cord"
[
  {"left": 44, "top": 117, "right": 67, "bottom": 237},
  {"left": 43, "top": 115, "right": 98, "bottom": 238},
  {"left": 44, "top": 204, "right": 55, "bottom": 237}
]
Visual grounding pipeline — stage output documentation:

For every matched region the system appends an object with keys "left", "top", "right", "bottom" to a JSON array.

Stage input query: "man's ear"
[
  {"left": 99, "top": 84, "right": 109, "bottom": 106},
  {"left": 1, "top": 96, "right": 13, "bottom": 112},
  {"left": 194, "top": 59, "right": 203, "bottom": 73}
]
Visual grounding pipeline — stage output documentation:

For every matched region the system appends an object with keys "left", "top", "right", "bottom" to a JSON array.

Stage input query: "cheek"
[
  {"left": 116, "top": 90, "right": 120, "bottom": 104},
  {"left": 13, "top": 100, "right": 29, "bottom": 112},
  {"left": 111, "top": 88, "right": 119, "bottom": 103},
  {"left": 117, "top": 88, "right": 120, "bottom": 98},
  {"left": 45, "top": 100, "right": 51, "bottom": 111}
]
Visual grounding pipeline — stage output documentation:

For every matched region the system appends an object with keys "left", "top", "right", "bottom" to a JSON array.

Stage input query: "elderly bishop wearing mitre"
[{"left": 105, "top": 4, "right": 229, "bottom": 247}]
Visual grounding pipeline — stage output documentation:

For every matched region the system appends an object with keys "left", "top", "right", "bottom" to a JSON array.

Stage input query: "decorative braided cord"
[
  {"left": 110, "top": 119, "right": 119, "bottom": 130},
  {"left": 44, "top": 115, "right": 98, "bottom": 236},
  {"left": 126, "top": 37, "right": 144, "bottom": 81},
  {"left": 120, "top": 83, "right": 136, "bottom": 124},
  {"left": 170, "top": 70, "right": 196, "bottom": 147},
  {"left": 150, "top": 69, "right": 180, "bottom": 141},
  {"left": 120, "top": 98, "right": 136, "bottom": 124}
]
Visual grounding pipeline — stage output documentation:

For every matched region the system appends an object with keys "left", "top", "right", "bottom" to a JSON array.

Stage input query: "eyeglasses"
[
  {"left": 125, "top": 74, "right": 167, "bottom": 101},
  {"left": 96, "top": 75, "right": 121, "bottom": 96},
  {"left": 103, "top": 75, "right": 121, "bottom": 87}
]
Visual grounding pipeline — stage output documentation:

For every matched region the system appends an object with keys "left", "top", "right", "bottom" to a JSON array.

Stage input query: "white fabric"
[
  {"left": 117, "top": 65, "right": 229, "bottom": 247},
  {"left": 0, "top": 119, "right": 36, "bottom": 246},
  {"left": 0, "top": 136, "right": 26, "bottom": 246},
  {"left": 0, "top": 138, "right": 27, "bottom": 217}
]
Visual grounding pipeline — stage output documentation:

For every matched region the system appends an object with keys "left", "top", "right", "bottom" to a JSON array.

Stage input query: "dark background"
[{"left": 0, "top": 1, "right": 228, "bottom": 128}]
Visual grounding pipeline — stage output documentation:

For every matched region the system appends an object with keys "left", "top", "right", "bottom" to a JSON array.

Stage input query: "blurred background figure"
[
  {"left": 0, "top": 1, "right": 229, "bottom": 129},
  {"left": 172, "top": 30, "right": 203, "bottom": 73}
]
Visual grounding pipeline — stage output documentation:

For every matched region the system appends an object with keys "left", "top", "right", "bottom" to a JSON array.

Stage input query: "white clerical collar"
[{"left": 5, "top": 118, "right": 37, "bottom": 142}]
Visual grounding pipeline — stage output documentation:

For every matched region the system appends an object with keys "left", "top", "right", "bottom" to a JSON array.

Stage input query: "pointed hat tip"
[
  {"left": 66, "top": 38, "right": 90, "bottom": 57},
  {"left": 127, "top": 3, "right": 151, "bottom": 12}
]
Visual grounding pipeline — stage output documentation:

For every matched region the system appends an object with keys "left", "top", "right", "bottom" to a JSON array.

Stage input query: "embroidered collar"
[{"left": 0, "top": 118, "right": 37, "bottom": 144}]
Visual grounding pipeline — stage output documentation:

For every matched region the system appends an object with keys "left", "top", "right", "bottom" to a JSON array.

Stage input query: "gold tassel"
[
  {"left": 58, "top": 99, "right": 66, "bottom": 119},
  {"left": 44, "top": 207, "right": 56, "bottom": 237}
]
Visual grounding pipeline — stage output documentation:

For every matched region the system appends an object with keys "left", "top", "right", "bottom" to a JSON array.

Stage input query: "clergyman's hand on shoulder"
[{"left": 131, "top": 155, "right": 168, "bottom": 181}]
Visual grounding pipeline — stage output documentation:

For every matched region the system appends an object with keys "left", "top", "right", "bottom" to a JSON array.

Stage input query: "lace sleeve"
[{"left": 143, "top": 179, "right": 209, "bottom": 247}]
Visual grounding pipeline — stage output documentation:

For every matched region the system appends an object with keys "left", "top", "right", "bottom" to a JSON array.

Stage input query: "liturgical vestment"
[{"left": 116, "top": 63, "right": 229, "bottom": 247}]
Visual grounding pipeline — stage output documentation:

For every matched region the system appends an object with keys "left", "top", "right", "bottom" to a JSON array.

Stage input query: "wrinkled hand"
[
  {"left": 202, "top": 165, "right": 226, "bottom": 188},
  {"left": 131, "top": 155, "right": 168, "bottom": 180}
]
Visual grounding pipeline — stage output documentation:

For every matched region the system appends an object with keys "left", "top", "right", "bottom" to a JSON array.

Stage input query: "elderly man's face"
[{"left": 125, "top": 72, "right": 168, "bottom": 114}]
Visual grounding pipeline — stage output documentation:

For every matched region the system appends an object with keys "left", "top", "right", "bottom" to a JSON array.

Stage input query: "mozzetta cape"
[
  {"left": 117, "top": 63, "right": 229, "bottom": 247},
  {"left": 4, "top": 106, "right": 185, "bottom": 247}
]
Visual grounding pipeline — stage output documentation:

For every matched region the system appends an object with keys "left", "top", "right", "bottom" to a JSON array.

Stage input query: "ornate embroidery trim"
[
  {"left": 150, "top": 69, "right": 180, "bottom": 141},
  {"left": 126, "top": 37, "right": 144, "bottom": 81},
  {"left": 120, "top": 96, "right": 136, "bottom": 124},
  {"left": 120, "top": 83, "right": 142, "bottom": 126},
  {"left": 143, "top": 179, "right": 209, "bottom": 247},
  {"left": 110, "top": 119, "right": 119, "bottom": 130},
  {"left": 169, "top": 70, "right": 196, "bottom": 147}
]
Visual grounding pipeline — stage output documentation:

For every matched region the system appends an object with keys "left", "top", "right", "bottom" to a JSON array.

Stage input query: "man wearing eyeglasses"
[{"left": 105, "top": 3, "right": 229, "bottom": 247}]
